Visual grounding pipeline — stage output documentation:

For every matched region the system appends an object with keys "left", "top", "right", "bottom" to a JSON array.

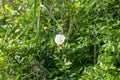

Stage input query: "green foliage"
[{"left": 0, "top": 0, "right": 120, "bottom": 80}]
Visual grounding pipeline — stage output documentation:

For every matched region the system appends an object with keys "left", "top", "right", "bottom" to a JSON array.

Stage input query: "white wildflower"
[{"left": 54, "top": 34, "right": 65, "bottom": 46}]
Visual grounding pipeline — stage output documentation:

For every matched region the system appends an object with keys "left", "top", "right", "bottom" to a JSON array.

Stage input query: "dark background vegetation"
[{"left": 0, "top": 0, "right": 120, "bottom": 80}]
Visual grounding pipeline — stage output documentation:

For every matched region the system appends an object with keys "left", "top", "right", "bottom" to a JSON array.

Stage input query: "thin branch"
[
  {"left": 37, "top": 0, "right": 43, "bottom": 27},
  {"left": 8, "top": 0, "right": 22, "bottom": 15},
  {"left": 2, "top": 47, "right": 21, "bottom": 65},
  {"left": 93, "top": 27, "right": 97, "bottom": 64},
  {"left": 50, "top": 0, "right": 56, "bottom": 12}
]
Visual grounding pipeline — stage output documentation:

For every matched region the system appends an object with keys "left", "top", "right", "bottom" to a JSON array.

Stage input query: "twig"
[
  {"left": 2, "top": 47, "right": 21, "bottom": 65},
  {"left": 8, "top": 0, "right": 22, "bottom": 15},
  {"left": 93, "top": 27, "right": 97, "bottom": 64},
  {"left": 50, "top": 0, "right": 56, "bottom": 12},
  {"left": 38, "top": 0, "right": 43, "bottom": 26}
]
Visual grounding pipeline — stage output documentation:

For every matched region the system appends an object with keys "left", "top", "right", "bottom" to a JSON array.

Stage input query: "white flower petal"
[{"left": 54, "top": 34, "right": 65, "bottom": 46}]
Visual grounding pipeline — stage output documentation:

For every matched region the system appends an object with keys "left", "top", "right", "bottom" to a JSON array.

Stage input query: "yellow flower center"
[{"left": 59, "top": 39, "right": 63, "bottom": 43}]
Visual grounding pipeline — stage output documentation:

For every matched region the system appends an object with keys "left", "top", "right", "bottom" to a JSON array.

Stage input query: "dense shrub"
[{"left": 0, "top": 0, "right": 120, "bottom": 80}]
